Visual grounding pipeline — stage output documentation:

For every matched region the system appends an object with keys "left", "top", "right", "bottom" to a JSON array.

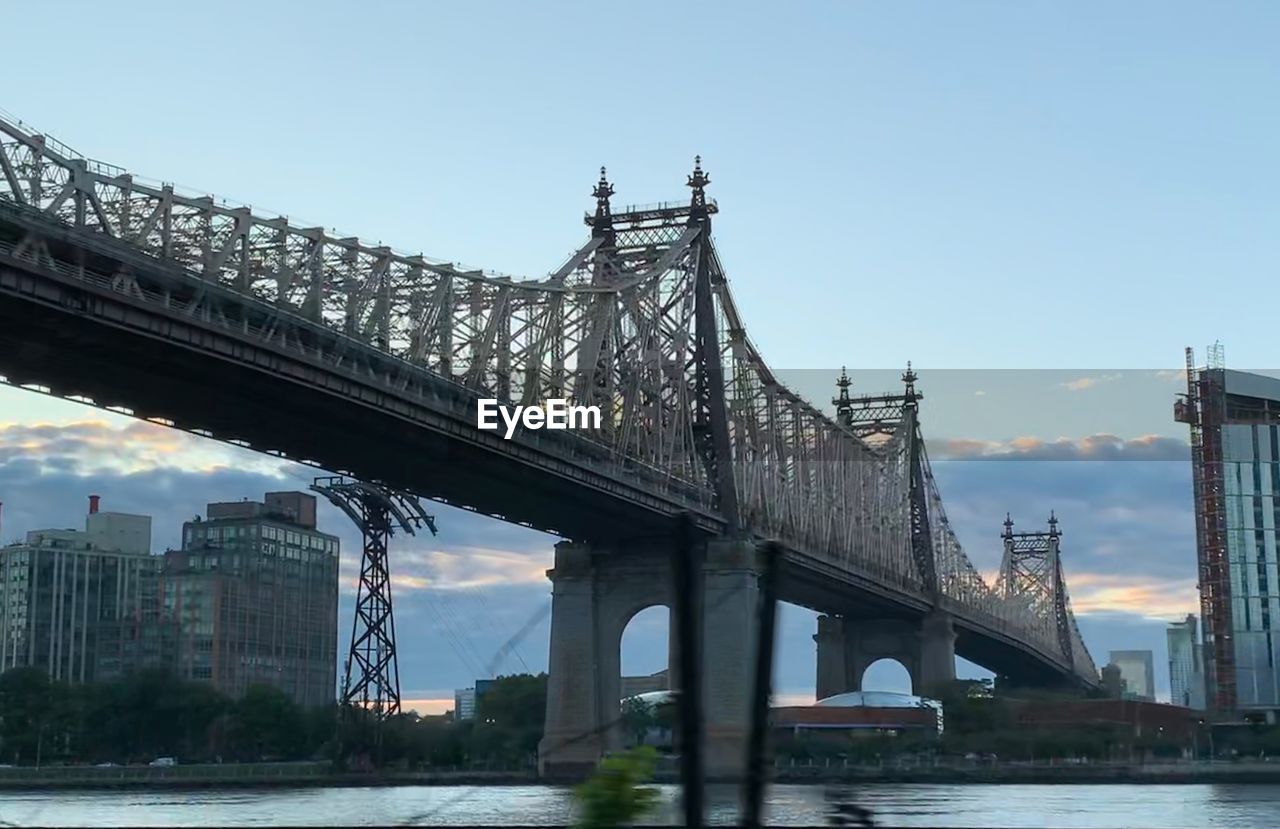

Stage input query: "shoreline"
[{"left": 4, "top": 762, "right": 1280, "bottom": 792}]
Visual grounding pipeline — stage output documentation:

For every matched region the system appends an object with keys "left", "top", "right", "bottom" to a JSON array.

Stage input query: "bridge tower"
[
  {"left": 687, "top": 156, "right": 740, "bottom": 530},
  {"left": 539, "top": 160, "right": 759, "bottom": 780},
  {"left": 1000, "top": 513, "right": 1074, "bottom": 667},
  {"left": 814, "top": 367, "right": 956, "bottom": 700},
  {"left": 311, "top": 477, "right": 437, "bottom": 718}
]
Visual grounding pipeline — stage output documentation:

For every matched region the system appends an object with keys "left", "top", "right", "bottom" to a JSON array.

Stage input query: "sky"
[{"left": 3, "top": 1, "right": 1279, "bottom": 709}]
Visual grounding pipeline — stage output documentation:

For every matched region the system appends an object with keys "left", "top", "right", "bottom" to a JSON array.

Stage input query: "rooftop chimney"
[{"left": 88, "top": 495, "right": 101, "bottom": 515}]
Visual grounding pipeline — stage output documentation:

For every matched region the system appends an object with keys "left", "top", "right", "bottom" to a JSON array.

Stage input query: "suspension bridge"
[{"left": 0, "top": 114, "right": 1097, "bottom": 777}]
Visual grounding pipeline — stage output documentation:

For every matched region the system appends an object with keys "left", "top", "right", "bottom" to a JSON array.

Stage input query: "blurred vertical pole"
[
  {"left": 672, "top": 512, "right": 703, "bottom": 828},
  {"left": 743, "top": 541, "right": 780, "bottom": 829}
]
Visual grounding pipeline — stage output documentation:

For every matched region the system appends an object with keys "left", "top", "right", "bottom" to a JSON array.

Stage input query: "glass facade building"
[
  {"left": 1220, "top": 373, "right": 1280, "bottom": 711},
  {"left": 1167, "top": 614, "right": 1206, "bottom": 710},
  {"left": 1108, "top": 649, "right": 1155, "bottom": 701},
  {"left": 1179, "top": 359, "right": 1280, "bottom": 714}
]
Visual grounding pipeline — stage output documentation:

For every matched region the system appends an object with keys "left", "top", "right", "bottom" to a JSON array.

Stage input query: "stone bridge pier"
[
  {"left": 814, "top": 610, "right": 956, "bottom": 700},
  {"left": 538, "top": 537, "right": 761, "bottom": 779}
]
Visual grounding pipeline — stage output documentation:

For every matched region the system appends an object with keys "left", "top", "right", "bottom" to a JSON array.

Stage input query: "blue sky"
[
  {"left": 4, "top": 2, "right": 1278, "bottom": 369},
  {"left": 3, "top": 2, "right": 1278, "bottom": 708}
]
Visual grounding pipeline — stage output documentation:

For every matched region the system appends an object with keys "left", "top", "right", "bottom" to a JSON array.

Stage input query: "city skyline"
[
  {"left": 0, "top": 375, "right": 1201, "bottom": 711},
  {"left": 4, "top": 1, "right": 1275, "bottom": 714}
]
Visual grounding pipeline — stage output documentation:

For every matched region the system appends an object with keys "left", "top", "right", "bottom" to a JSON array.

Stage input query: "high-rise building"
[
  {"left": 1177, "top": 347, "right": 1280, "bottom": 715},
  {"left": 453, "top": 678, "right": 498, "bottom": 720},
  {"left": 455, "top": 687, "right": 477, "bottom": 720},
  {"left": 1167, "top": 614, "right": 1206, "bottom": 710},
  {"left": 163, "top": 491, "right": 339, "bottom": 707},
  {"left": 1100, "top": 663, "right": 1127, "bottom": 698},
  {"left": 1109, "top": 650, "right": 1155, "bottom": 701},
  {"left": 0, "top": 497, "right": 157, "bottom": 683}
]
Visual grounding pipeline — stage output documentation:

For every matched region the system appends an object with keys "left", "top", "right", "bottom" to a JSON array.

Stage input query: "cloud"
[
  {"left": 1060, "top": 373, "right": 1123, "bottom": 392},
  {"left": 0, "top": 411, "right": 559, "bottom": 695},
  {"left": 0, "top": 419, "right": 294, "bottom": 478},
  {"left": 0, "top": 396, "right": 1204, "bottom": 705},
  {"left": 1065, "top": 572, "right": 1198, "bottom": 620},
  {"left": 402, "top": 696, "right": 457, "bottom": 716},
  {"left": 931, "top": 433, "right": 1188, "bottom": 462}
]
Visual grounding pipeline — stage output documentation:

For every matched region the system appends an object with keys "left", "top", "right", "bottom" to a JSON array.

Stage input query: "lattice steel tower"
[
  {"left": 1000, "top": 513, "right": 1075, "bottom": 666},
  {"left": 311, "top": 477, "right": 437, "bottom": 718}
]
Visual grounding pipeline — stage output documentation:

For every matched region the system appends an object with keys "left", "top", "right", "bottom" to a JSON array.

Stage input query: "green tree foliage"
[
  {"left": 573, "top": 746, "right": 659, "bottom": 829},
  {"left": 226, "top": 685, "right": 308, "bottom": 761},
  {"left": 0, "top": 668, "right": 311, "bottom": 765},
  {"left": 470, "top": 673, "right": 547, "bottom": 767},
  {"left": 0, "top": 668, "right": 62, "bottom": 765},
  {"left": 0, "top": 667, "right": 555, "bottom": 771},
  {"left": 620, "top": 697, "right": 655, "bottom": 746}
]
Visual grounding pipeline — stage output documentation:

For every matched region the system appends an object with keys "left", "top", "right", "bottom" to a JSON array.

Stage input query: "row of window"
[{"left": 185, "top": 523, "right": 338, "bottom": 555}]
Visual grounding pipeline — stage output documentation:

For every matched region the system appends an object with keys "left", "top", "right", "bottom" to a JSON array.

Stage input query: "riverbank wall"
[{"left": 4, "top": 760, "right": 1280, "bottom": 790}]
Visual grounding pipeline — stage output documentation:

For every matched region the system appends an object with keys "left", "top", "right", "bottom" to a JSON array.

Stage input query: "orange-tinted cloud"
[
  {"left": 932, "top": 433, "right": 1187, "bottom": 461},
  {"left": 1065, "top": 571, "right": 1197, "bottom": 619},
  {"left": 0, "top": 418, "right": 291, "bottom": 476},
  {"left": 401, "top": 696, "right": 455, "bottom": 716}
]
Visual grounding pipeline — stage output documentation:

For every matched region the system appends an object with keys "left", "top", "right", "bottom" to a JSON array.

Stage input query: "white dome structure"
[
  {"left": 623, "top": 689, "right": 674, "bottom": 707},
  {"left": 814, "top": 690, "right": 945, "bottom": 733},
  {"left": 816, "top": 691, "right": 931, "bottom": 708}
]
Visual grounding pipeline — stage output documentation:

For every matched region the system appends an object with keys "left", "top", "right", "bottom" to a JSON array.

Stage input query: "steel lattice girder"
[{"left": 0, "top": 114, "right": 1098, "bottom": 684}]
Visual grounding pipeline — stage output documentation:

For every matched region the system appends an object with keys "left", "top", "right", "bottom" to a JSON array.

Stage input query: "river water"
[{"left": 2, "top": 783, "right": 1279, "bottom": 826}]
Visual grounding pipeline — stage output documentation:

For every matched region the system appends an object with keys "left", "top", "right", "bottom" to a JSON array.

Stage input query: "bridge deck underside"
[{"left": 0, "top": 220, "right": 701, "bottom": 543}]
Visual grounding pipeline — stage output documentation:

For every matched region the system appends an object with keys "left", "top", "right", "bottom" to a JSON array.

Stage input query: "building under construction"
[{"left": 1176, "top": 346, "right": 1280, "bottom": 718}]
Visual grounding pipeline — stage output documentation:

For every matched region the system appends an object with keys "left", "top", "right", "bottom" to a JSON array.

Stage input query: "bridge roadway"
[{"left": 0, "top": 201, "right": 1080, "bottom": 691}]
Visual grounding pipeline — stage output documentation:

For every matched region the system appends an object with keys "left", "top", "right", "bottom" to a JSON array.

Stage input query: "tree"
[
  {"left": 574, "top": 746, "right": 659, "bottom": 829},
  {"left": 620, "top": 697, "right": 655, "bottom": 747},
  {"left": 228, "top": 684, "right": 306, "bottom": 761},
  {"left": 0, "top": 668, "right": 60, "bottom": 765},
  {"left": 471, "top": 673, "right": 548, "bottom": 768}
]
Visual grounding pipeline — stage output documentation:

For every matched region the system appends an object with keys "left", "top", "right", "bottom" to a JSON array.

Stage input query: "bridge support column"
[
  {"left": 815, "top": 612, "right": 956, "bottom": 697},
  {"left": 814, "top": 615, "right": 850, "bottom": 701},
  {"left": 918, "top": 609, "right": 956, "bottom": 695},
  {"left": 701, "top": 538, "right": 760, "bottom": 781},
  {"left": 539, "top": 542, "right": 606, "bottom": 778},
  {"left": 538, "top": 536, "right": 762, "bottom": 781}
]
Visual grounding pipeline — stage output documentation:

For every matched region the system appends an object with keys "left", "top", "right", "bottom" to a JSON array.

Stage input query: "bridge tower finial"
[
  {"left": 902, "top": 361, "right": 919, "bottom": 406},
  {"left": 591, "top": 166, "right": 615, "bottom": 241},
  {"left": 1048, "top": 510, "right": 1060, "bottom": 536},
  {"left": 687, "top": 155, "right": 711, "bottom": 222},
  {"left": 1003, "top": 512, "right": 1014, "bottom": 537},
  {"left": 833, "top": 366, "right": 853, "bottom": 427}
]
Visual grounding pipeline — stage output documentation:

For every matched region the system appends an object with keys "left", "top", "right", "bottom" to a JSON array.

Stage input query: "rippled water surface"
[{"left": 2, "top": 783, "right": 1280, "bottom": 826}]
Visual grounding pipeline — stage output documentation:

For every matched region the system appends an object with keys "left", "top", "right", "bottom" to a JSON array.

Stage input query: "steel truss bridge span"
[{"left": 0, "top": 116, "right": 1098, "bottom": 688}]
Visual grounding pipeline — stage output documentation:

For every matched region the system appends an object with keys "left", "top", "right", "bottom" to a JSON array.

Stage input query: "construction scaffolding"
[{"left": 1175, "top": 345, "right": 1235, "bottom": 713}]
